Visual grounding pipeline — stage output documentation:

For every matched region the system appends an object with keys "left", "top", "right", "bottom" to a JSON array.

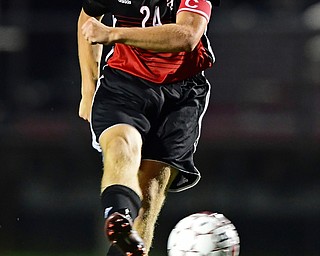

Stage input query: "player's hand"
[
  {"left": 81, "top": 17, "right": 113, "bottom": 45},
  {"left": 79, "top": 94, "right": 94, "bottom": 122}
]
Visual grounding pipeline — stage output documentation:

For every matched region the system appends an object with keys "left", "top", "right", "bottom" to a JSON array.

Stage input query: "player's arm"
[
  {"left": 81, "top": 10, "right": 210, "bottom": 52},
  {"left": 77, "top": 9, "right": 103, "bottom": 122}
]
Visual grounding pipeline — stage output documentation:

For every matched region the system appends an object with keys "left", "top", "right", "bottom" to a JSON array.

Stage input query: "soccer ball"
[{"left": 167, "top": 212, "right": 240, "bottom": 256}]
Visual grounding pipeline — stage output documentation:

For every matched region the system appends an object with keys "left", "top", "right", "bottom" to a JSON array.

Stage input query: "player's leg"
[
  {"left": 131, "top": 73, "right": 211, "bottom": 254},
  {"left": 99, "top": 124, "right": 142, "bottom": 196},
  {"left": 134, "top": 160, "right": 178, "bottom": 253},
  {"left": 99, "top": 123, "right": 145, "bottom": 255}
]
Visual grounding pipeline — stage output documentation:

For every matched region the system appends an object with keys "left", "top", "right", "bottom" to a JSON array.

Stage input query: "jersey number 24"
[{"left": 140, "top": 6, "right": 163, "bottom": 27}]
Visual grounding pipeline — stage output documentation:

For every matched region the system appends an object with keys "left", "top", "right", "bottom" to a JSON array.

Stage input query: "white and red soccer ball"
[{"left": 167, "top": 212, "right": 240, "bottom": 256}]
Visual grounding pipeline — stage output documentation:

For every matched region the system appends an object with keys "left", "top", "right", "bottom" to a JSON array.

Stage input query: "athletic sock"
[
  {"left": 101, "top": 184, "right": 141, "bottom": 220},
  {"left": 102, "top": 185, "right": 142, "bottom": 256}
]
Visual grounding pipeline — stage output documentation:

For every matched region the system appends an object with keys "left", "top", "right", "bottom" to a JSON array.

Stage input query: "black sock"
[
  {"left": 101, "top": 184, "right": 141, "bottom": 220},
  {"left": 102, "top": 185, "right": 142, "bottom": 256}
]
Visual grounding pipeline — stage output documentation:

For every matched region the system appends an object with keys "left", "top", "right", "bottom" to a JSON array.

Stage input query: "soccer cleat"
[{"left": 105, "top": 209, "right": 146, "bottom": 256}]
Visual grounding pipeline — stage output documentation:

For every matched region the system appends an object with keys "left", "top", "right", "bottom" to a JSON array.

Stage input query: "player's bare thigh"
[{"left": 138, "top": 160, "right": 178, "bottom": 201}]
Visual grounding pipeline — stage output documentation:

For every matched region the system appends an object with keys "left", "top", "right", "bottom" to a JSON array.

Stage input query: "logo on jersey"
[{"left": 118, "top": 0, "right": 132, "bottom": 4}]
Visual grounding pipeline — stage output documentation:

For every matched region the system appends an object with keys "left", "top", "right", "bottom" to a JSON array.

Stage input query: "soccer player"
[{"left": 77, "top": 0, "right": 220, "bottom": 255}]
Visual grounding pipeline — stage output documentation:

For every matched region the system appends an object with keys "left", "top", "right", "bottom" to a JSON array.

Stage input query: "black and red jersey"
[{"left": 83, "top": 0, "right": 219, "bottom": 84}]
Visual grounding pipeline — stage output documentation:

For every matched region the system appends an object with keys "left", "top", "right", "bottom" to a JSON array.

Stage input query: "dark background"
[{"left": 1, "top": 0, "right": 320, "bottom": 255}]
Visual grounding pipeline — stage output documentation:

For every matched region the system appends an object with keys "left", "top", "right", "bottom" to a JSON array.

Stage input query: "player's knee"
[
  {"left": 100, "top": 125, "right": 142, "bottom": 159},
  {"left": 106, "top": 135, "right": 141, "bottom": 163}
]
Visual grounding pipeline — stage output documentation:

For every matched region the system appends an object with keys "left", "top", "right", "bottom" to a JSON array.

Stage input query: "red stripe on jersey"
[
  {"left": 107, "top": 43, "right": 213, "bottom": 84},
  {"left": 177, "top": 0, "right": 212, "bottom": 22}
]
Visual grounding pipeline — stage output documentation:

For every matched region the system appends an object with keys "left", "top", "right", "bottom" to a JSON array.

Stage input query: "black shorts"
[{"left": 91, "top": 67, "right": 211, "bottom": 192}]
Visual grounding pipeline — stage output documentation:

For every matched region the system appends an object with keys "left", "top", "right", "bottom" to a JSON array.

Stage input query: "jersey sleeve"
[
  {"left": 83, "top": 0, "right": 109, "bottom": 17},
  {"left": 177, "top": 0, "right": 212, "bottom": 23}
]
